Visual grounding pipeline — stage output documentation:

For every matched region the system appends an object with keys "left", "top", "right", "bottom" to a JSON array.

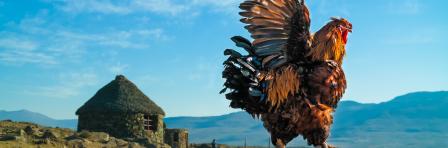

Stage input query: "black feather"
[
  {"left": 231, "top": 36, "right": 256, "bottom": 55},
  {"left": 219, "top": 88, "right": 227, "bottom": 94},
  {"left": 224, "top": 49, "right": 243, "bottom": 58}
]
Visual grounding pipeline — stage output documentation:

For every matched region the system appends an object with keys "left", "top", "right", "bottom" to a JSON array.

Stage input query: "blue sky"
[{"left": 0, "top": 0, "right": 447, "bottom": 119}]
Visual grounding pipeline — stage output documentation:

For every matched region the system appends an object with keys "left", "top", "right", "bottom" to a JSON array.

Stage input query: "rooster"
[{"left": 220, "top": 0, "right": 352, "bottom": 148}]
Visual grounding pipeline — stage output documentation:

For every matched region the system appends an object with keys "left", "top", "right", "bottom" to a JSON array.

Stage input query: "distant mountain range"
[
  {"left": 1, "top": 91, "right": 448, "bottom": 147},
  {"left": 0, "top": 109, "right": 77, "bottom": 129}
]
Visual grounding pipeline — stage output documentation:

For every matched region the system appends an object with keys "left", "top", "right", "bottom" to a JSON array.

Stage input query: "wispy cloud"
[
  {"left": 187, "top": 58, "right": 221, "bottom": 89},
  {"left": 134, "top": 0, "right": 189, "bottom": 16},
  {"left": 383, "top": 28, "right": 439, "bottom": 45},
  {"left": 51, "top": 0, "right": 239, "bottom": 16},
  {"left": 25, "top": 72, "right": 99, "bottom": 99},
  {"left": 388, "top": 0, "right": 421, "bottom": 15},
  {"left": 136, "top": 74, "right": 176, "bottom": 88},
  {"left": 192, "top": 0, "right": 239, "bottom": 6},
  {"left": 60, "top": 0, "right": 130, "bottom": 14},
  {"left": 0, "top": 12, "right": 166, "bottom": 66},
  {"left": 109, "top": 62, "right": 129, "bottom": 74},
  {"left": 309, "top": 0, "right": 351, "bottom": 17},
  {"left": 55, "top": 29, "right": 164, "bottom": 49},
  {"left": 0, "top": 38, "right": 38, "bottom": 51},
  {"left": 0, "top": 37, "right": 57, "bottom": 65},
  {"left": 191, "top": 0, "right": 239, "bottom": 12},
  {"left": 55, "top": 0, "right": 188, "bottom": 16}
]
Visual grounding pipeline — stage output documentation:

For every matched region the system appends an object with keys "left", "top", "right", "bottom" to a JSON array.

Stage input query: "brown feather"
[
  {"left": 240, "top": 17, "right": 285, "bottom": 27},
  {"left": 239, "top": 0, "right": 301, "bottom": 61},
  {"left": 265, "top": 65, "right": 300, "bottom": 108},
  {"left": 260, "top": 0, "right": 294, "bottom": 18},
  {"left": 244, "top": 4, "right": 286, "bottom": 18}
]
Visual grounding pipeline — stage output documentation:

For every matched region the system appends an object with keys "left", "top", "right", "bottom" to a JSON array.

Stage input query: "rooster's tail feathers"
[{"left": 221, "top": 36, "right": 270, "bottom": 116}]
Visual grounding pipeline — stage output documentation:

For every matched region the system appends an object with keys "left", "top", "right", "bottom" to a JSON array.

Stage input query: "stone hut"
[
  {"left": 165, "top": 129, "right": 189, "bottom": 148},
  {"left": 76, "top": 75, "right": 167, "bottom": 143}
]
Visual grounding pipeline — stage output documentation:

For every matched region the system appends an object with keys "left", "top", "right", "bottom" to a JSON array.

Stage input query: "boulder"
[
  {"left": 24, "top": 126, "right": 35, "bottom": 135},
  {"left": 18, "top": 129, "right": 26, "bottom": 136},
  {"left": 115, "top": 138, "right": 129, "bottom": 147},
  {"left": 42, "top": 130, "right": 58, "bottom": 140},
  {"left": 86, "top": 132, "right": 110, "bottom": 143},
  {"left": 0, "top": 135, "right": 19, "bottom": 141},
  {"left": 129, "top": 142, "right": 145, "bottom": 148},
  {"left": 66, "top": 138, "right": 90, "bottom": 148}
]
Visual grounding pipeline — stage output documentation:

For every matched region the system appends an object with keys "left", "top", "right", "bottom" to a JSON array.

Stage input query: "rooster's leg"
[
  {"left": 304, "top": 128, "right": 332, "bottom": 148},
  {"left": 274, "top": 138, "right": 286, "bottom": 148},
  {"left": 270, "top": 131, "right": 297, "bottom": 148}
]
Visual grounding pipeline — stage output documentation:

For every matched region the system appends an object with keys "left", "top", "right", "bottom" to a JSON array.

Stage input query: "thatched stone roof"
[{"left": 76, "top": 75, "right": 165, "bottom": 115}]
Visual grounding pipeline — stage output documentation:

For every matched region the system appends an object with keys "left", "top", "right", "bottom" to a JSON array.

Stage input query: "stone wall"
[
  {"left": 78, "top": 112, "right": 165, "bottom": 143},
  {"left": 77, "top": 112, "right": 189, "bottom": 148},
  {"left": 165, "top": 129, "right": 188, "bottom": 148},
  {"left": 145, "top": 114, "right": 165, "bottom": 144}
]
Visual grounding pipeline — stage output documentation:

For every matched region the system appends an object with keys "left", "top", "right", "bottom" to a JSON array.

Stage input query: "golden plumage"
[
  {"left": 265, "top": 65, "right": 300, "bottom": 108},
  {"left": 308, "top": 18, "right": 352, "bottom": 65}
]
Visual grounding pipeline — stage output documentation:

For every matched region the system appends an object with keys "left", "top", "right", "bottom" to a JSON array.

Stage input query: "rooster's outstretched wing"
[{"left": 240, "top": 0, "right": 311, "bottom": 69}]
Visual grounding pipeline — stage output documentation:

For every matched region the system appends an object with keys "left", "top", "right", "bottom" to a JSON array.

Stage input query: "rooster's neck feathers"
[{"left": 308, "top": 24, "right": 346, "bottom": 65}]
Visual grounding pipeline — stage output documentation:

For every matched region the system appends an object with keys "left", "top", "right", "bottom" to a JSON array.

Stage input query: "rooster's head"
[
  {"left": 309, "top": 17, "right": 352, "bottom": 65},
  {"left": 329, "top": 17, "right": 352, "bottom": 44}
]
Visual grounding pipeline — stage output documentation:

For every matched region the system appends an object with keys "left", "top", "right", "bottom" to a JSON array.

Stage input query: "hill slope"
[{"left": 0, "top": 110, "right": 76, "bottom": 130}]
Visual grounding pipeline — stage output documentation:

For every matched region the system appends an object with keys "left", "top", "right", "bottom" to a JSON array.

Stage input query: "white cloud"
[
  {"left": 0, "top": 49, "right": 57, "bottom": 65},
  {"left": 191, "top": 0, "right": 239, "bottom": 12},
  {"left": 58, "top": 0, "right": 131, "bottom": 14},
  {"left": 0, "top": 38, "right": 38, "bottom": 51},
  {"left": 383, "top": 29, "right": 439, "bottom": 45},
  {"left": 0, "top": 37, "right": 58, "bottom": 65},
  {"left": 109, "top": 62, "right": 129, "bottom": 74},
  {"left": 134, "top": 0, "right": 189, "bottom": 16},
  {"left": 388, "top": 0, "right": 421, "bottom": 15},
  {"left": 187, "top": 58, "right": 221, "bottom": 89},
  {"left": 137, "top": 74, "right": 161, "bottom": 83},
  {"left": 55, "top": 29, "right": 163, "bottom": 49},
  {"left": 52, "top": 0, "right": 240, "bottom": 16},
  {"left": 25, "top": 72, "right": 99, "bottom": 99},
  {"left": 192, "top": 0, "right": 239, "bottom": 7},
  {"left": 0, "top": 13, "right": 166, "bottom": 66},
  {"left": 55, "top": 0, "right": 189, "bottom": 16},
  {"left": 309, "top": 0, "right": 351, "bottom": 17}
]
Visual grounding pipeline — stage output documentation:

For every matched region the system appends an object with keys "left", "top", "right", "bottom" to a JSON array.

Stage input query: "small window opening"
[
  {"left": 143, "top": 115, "right": 155, "bottom": 131},
  {"left": 174, "top": 134, "right": 179, "bottom": 142}
]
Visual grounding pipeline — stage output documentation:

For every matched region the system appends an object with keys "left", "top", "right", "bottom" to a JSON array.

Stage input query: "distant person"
[{"left": 211, "top": 139, "right": 216, "bottom": 148}]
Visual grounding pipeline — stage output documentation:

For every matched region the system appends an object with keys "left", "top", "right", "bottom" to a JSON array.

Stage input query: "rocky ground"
[
  {"left": 189, "top": 144, "right": 271, "bottom": 148},
  {"left": 0, "top": 120, "right": 300, "bottom": 148},
  {"left": 0, "top": 120, "right": 170, "bottom": 148}
]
